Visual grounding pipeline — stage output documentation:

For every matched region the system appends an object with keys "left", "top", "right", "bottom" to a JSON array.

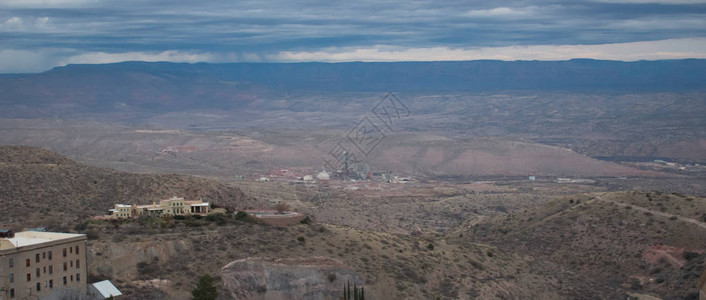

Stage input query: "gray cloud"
[{"left": 0, "top": 0, "right": 705, "bottom": 72}]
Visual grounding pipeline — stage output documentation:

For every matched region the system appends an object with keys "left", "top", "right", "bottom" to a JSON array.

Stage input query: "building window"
[
  {"left": 9, "top": 288, "right": 14, "bottom": 298},
  {"left": 70, "top": 261, "right": 73, "bottom": 268},
  {"left": 70, "top": 275, "right": 73, "bottom": 282},
  {"left": 26, "top": 273, "right": 31, "bottom": 281},
  {"left": 69, "top": 247, "right": 73, "bottom": 254},
  {"left": 76, "top": 259, "right": 80, "bottom": 269},
  {"left": 9, "top": 273, "right": 13, "bottom": 283},
  {"left": 42, "top": 252, "right": 46, "bottom": 259},
  {"left": 63, "top": 248, "right": 67, "bottom": 257},
  {"left": 26, "top": 259, "right": 30, "bottom": 267},
  {"left": 35, "top": 253, "right": 40, "bottom": 263},
  {"left": 9, "top": 258, "right": 13, "bottom": 268},
  {"left": 63, "top": 262, "right": 67, "bottom": 271},
  {"left": 76, "top": 245, "right": 79, "bottom": 254},
  {"left": 36, "top": 282, "right": 41, "bottom": 292},
  {"left": 36, "top": 268, "right": 40, "bottom": 278},
  {"left": 76, "top": 273, "right": 80, "bottom": 282},
  {"left": 48, "top": 251, "right": 52, "bottom": 260},
  {"left": 49, "top": 265, "right": 53, "bottom": 274},
  {"left": 49, "top": 280, "right": 53, "bottom": 288},
  {"left": 43, "top": 266, "right": 46, "bottom": 273},
  {"left": 63, "top": 276, "right": 67, "bottom": 285}
]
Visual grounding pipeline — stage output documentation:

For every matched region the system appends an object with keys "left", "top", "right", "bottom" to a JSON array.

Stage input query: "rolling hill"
[
  {"left": 452, "top": 191, "right": 706, "bottom": 299},
  {"left": 0, "top": 145, "right": 259, "bottom": 226}
]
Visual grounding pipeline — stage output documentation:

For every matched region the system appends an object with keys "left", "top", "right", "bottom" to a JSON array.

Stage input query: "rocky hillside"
[
  {"left": 452, "top": 191, "right": 706, "bottom": 299},
  {"left": 83, "top": 217, "right": 583, "bottom": 300},
  {"left": 221, "top": 257, "right": 362, "bottom": 300},
  {"left": 0, "top": 145, "right": 258, "bottom": 225}
]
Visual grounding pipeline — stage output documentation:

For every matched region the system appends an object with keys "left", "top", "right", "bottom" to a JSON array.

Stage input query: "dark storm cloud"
[{"left": 0, "top": 0, "right": 705, "bottom": 72}]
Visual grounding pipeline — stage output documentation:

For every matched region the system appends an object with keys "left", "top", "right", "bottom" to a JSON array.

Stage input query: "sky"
[{"left": 1, "top": 0, "right": 706, "bottom": 73}]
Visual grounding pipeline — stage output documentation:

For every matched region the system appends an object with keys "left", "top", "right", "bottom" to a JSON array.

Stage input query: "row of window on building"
[
  {"left": 6, "top": 273, "right": 80, "bottom": 298},
  {"left": 6, "top": 245, "right": 80, "bottom": 268},
  {"left": 7, "top": 259, "right": 81, "bottom": 282}
]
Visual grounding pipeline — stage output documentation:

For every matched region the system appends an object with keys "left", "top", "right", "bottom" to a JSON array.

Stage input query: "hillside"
[
  {"left": 0, "top": 123, "right": 669, "bottom": 180},
  {"left": 0, "top": 146, "right": 258, "bottom": 225},
  {"left": 84, "top": 216, "right": 589, "bottom": 299},
  {"left": 452, "top": 191, "right": 706, "bottom": 299}
]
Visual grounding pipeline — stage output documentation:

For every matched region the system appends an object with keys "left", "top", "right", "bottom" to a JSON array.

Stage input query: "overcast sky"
[{"left": 1, "top": 0, "right": 706, "bottom": 72}]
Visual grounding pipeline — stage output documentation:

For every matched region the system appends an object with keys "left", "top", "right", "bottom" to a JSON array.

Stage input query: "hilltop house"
[{"left": 106, "top": 196, "right": 210, "bottom": 219}]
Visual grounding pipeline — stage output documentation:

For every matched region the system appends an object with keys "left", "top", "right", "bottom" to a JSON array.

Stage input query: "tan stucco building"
[
  {"left": 0, "top": 231, "right": 87, "bottom": 300},
  {"left": 108, "top": 196, "right": 210, "bottom": 218}
]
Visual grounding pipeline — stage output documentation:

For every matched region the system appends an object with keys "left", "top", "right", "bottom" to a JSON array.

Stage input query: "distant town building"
[
  {"left": 0, "top": 231, "right": 88, "bottom": 299},
  {"left": 106, "top": 196, "right": 210, "bottom": 219}
]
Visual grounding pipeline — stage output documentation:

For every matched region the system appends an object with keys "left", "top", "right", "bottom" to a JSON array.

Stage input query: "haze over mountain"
[{"left": 1, "top": 59, "right": 706, "bottom": 116}]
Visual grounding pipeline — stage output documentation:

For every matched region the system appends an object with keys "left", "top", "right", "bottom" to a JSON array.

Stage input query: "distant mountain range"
[{"left": 1, "top": 59, "right": 705, "bottom": 115}]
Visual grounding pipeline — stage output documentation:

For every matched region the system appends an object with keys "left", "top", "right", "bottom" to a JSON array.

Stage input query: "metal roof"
[{"left": 91, "top": 280, "right": 122, "bottom": 298}]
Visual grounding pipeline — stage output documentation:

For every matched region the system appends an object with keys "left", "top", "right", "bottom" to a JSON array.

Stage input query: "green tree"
[
  {"left": 343, "top": 280, "right": 365, "bottom": 300},
  {"left": 192, "top": 275, "right": 218, "bottom": 300}
]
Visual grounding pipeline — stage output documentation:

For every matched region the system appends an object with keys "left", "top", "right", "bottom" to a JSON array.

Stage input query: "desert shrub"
[
  {"left": 300, "top": 216, "right": 311, "bottom": 225},
  {"left": 297, "top": 236, "right": 305, "bottom": 243},
  {"left": 192, "top": 275, "right": 218, "bottom": 300},
  {"left": 235, "top": 211, "right": 248, "bottom": 221},
  {"left": 486, "top": 250, "right": 493, "bottom": 257},
  {"left": 206, "top": 213, "right": 227, "bottom": 225},
  {"left": 74, "top": 222, "right": 87, "bottom": 231},
  {"left": 427, "top": 243, "right": 434, "bottom": 250},
  {"left": 137, "top": 259, "right": 161, "bottom": 279},
  {"left": 184, "top": 218, "right": 202, "bottom": 227},
  {"left": 684, "top": 251, "right": 700, "bottom": 260},
  {"left": 123, "top": 223, "right": 142, "bottom": 235},
  {"left": 112, "top": 233, "right": 125, "bottom": 243},
  {"left": 630, "top": 279, "right": 642, "bottom": 290},
  {"left": 274, "top": 202, "right": 290, "bottom": 214},
  {"left": 85, "top": 230, "right": 100, "bottom": 240}
]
